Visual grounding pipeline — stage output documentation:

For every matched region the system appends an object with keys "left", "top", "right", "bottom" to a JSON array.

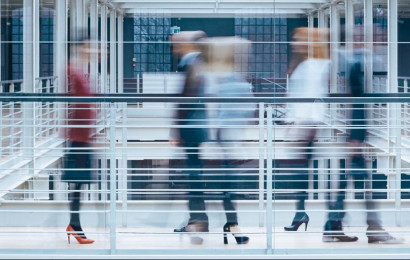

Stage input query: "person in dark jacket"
[
  {"left": 171, "top": 31, "right": 210, "bottom": 244},
  {"left": 322, "top": 47, "right": 404, "bottom": 244}
]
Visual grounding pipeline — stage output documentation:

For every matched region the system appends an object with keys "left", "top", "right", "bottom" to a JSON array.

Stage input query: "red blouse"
[{"left": 66, "top": 62, "right": 96, "bottom": 143}]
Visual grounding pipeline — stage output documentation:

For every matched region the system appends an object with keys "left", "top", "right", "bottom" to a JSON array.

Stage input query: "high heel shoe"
[
  {"left": 66, "top": 225, "right": 95, "bottom": 244},
  {"left": 223, "top": 223, "right": 249, "bottom": 244},
  {"left": 284, "top": 213, "right": 309, "bottom": 231}
]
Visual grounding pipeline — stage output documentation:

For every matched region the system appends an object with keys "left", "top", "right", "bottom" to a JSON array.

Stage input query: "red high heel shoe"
[{"left": 66, "top": 225, "right": 95, "bottom": 244}]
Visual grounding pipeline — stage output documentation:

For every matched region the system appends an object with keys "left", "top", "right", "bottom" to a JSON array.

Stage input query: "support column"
[
  {"left": 55, "top": 0, "right": 67, "bottom": 93},
  {"left": 22, "top": 0, "right": 38, "bottom": 165},
  {"left": 69, "top": 0, "right": 77, "bottom": 44},
  {"left": 330, "top": 3, "right": 340, "bottom": 94},
  {"left": 364, "top": 0, "right": 374, "bottom": 93},
  {"left": 330, "top": 158, "right": 340, "bottom": 201},
  {"left": 308, "top": 14, "right": 314, "bottom": 59},
  {"left": 345, "top": 0, "right": 354, "bottom": 85},
  {"left": 75, "top": 0, "right": 84, "bottom": 37},
  {"left": 101, "top": 5, "right": 108, "bottom": 93},
  {"left": 117, "top": 13, "right": 127, "bottom": 227},
  {"left": 318, "top": 8, "right": 326, "bottom": 29},
  {"left": 110, "top": 10, "right": 117, "bottom": 93},
  {"left": 388, "top": 0, "right": 401, "bottom": 226},
  {"left": 118, "top": 14, "right": 124, "bottom": 94},
  {"left": 90, "top": 0, "right": 98, "bottom": 93},
  {"left": 318, "top": 159, "right": 328, "bottom": 200}
]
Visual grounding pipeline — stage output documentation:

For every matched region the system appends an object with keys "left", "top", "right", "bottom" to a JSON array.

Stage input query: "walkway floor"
[{"left": 0, "top": 226, "right": 408, "bottom": 251}]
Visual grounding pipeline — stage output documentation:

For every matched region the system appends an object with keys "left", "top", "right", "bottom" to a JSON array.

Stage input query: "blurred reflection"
[
  {"left": 171, "top": 31, "right": 210, "bottom": 244},
  {"left": 284, "top": 27, "right": 330, "bottom": 232},
  {"left": 61, "top": 28, "right": 97, "bottom": 245},
  {"left": 323, "top": 37, "right": 404, "bottom": 244},
  {"left": 200, "top": 37, "right": 253, "bottom": 244}
]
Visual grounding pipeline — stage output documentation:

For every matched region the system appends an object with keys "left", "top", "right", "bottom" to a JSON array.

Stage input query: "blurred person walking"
[
  {"left": 61, "top": 30, "right": 97, "bottom": 244},
  {"left": 200, "top": 36, "right": 252, "bottom": 244},
  {"left": 322, "top": 41, "right": 404, "bottom": 244},
  {"left": 284, "top": 27, "right": 330, "bottom": 232},
  {"left": 171, "top": 31, "right": 210, "bottom": 244}
]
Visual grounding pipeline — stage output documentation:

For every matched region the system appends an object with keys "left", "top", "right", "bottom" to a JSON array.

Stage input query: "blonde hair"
[
  {"left": 199, "top": 36, "right": 251, "bottom": 73},
  {"left": 288, "top": 27, "right": 329, "bottom": 75}
]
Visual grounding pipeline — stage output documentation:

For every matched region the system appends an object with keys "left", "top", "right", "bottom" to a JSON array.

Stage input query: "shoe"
[
  {"left": 173, "top": 221, "right": 209, "bottom": 245},
  {"left": 66, "top": 225, "right": 95, "bottom": 244},
  {"left": 368, "top": 235, "right": 404, "bottom": 244},
  {"left": 173, "top": 221, "right": 209, "bottom": 233},
  {"left": 367, "top": 228, "right": 404, "bottom": 244},
  {"left": 322, "top": 220, "right": 358, "bottom": 243},
  {"left": 223, "top": 223, "right": 249, "bottom": 245},
  {"left": 284, "top": 213, "right": 309, "bottom": 231},
  {"left": 323, "top": 232, "right": 359, "bottom": 242}
]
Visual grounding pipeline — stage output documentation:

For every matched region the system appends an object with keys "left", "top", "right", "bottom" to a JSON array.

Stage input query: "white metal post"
[
  {"left": 101, "top": 5, "right": 107, "bottom": 93},
  {"left": 90, "top": 0, "right": 98, "bottom": 93},
  {"left": 387, "top": 0, "right": 401, "bottom": 226},
  {"left": 121, "top": 103, "right": 128, "bottom": 227},
  {"left": 22, "top": 0, "right": 38, "bottom": 169},
  {"left": 258, "top": 102, "right": 265, "bottom": 227},
  {"left": 118, "top": 14, "right": 124, "bottom": 94},
  {"left": 109, "top": 104, "right": 117, "bottom": 253},
  {"left": 318, "top": 159, "right": 328, "bottom": 200},
  {"left": 364, "top": 0, "right": 374, "bottom": 93},
  {"left": 76, "top": 0, "right": 84, "bottom": 36},
  {"left": 55, "top": 0, "right": 67, "bottom": 93},
  {"left": 266, "top": 106, "right": 273, "bottom": 254},
  {"left": 330, "top": 3, "right": 340, "bottom": 94},
  {"left": 308, "top": 14, "right": 314, "bottom": 59},
  {"left": 318, "top": 8, "right": 326, "bottom": 30},
  {"left": 110, "top": 10, "right": 117, "bottom": 93},
  {"left": 345, "top": 0, "right": 354, "bottom": 61}
]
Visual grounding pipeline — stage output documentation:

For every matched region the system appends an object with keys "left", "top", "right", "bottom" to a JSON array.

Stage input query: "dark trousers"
[
  {"left": 185, "top": 145, "right": 208, "bottom": 223},
  {"left": 68, "top": 183, "right": 87, "bottom": 236},
  {"left": 184, "top": 146, "right": 238, "bottom": 224},
  {"left": 327, "top": 158, "right": 382, "bottom": 229}
]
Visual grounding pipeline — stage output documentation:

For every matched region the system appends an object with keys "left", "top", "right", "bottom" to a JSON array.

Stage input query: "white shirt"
[{"left": 287, "top": 58, "right": 330, "bottom": 123}]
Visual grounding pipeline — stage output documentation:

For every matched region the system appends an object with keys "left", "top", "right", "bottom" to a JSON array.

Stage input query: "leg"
[
  {"left": 221, "top": 159, "right": 238, "bottom": 225},
  {"left": 186, "top": 146, "right": 208, "bottom": 226},
  {"left": 323, "top": 160, "right": 358, "bottom": 242},
  {"left": 69, "top": 183, "right": 86, "bottom": 237}
]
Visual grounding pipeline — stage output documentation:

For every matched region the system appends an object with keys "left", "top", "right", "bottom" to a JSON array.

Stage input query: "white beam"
[
  {"left": 123, "top": 8, "right": 308, "bottom": 15},
  {"left": 117, "top": 2, "right": 319, "bottom": 9}
]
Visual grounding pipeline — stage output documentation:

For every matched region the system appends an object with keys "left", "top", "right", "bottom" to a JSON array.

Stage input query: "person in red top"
[{"left": 62, "top": 31, "right": 96, "bottom": 244}]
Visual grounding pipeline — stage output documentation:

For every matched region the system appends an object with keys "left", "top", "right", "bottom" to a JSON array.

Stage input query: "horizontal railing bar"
[{"left": 1, "top": 93, "right": 410, "bottom": 103}]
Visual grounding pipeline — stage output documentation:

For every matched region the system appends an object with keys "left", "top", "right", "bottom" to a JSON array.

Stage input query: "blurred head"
[
  {"left": 291, "top": 27, "right": 329, "bottom": 59},
  {"left": 200, "top": 36, "right": 251, "bottom": 73},
  {"left": 170, "top": 31, "right": 207, "bottom": 58},
  {"left": 70, "top": 28, "right": 99, "bottom": 60}
]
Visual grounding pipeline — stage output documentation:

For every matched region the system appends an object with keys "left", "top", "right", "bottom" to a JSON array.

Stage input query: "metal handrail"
[{"left": 1, "top": 93, "right": 410, "bottom": 103}]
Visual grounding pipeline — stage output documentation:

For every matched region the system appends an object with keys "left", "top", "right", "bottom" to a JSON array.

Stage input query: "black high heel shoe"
[
  {"left": 284, "top": 213, "right": 309, "bottom": 231},
  {"left": 223, "top": 223, "right": 249, "bottom": 244}
]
